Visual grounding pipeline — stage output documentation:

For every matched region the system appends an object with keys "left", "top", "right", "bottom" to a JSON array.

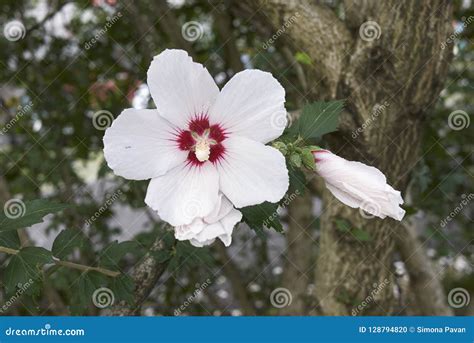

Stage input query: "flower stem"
[{"left": 0, "top": 245, "right": 120, "bottom": 278}]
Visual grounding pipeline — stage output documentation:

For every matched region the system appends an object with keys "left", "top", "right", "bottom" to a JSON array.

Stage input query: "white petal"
[
  {"left": 176, "top": 194, "right": 242, "bottom": 247},
  {"left": 209, "top": 70, "right": 286, "bottom": 144},
  {"left": 325, "top": 182, "right": 362, "bottom": 209},
  {"left": 217, "top": 207, "right": 242, "bottom": 246},
  {"left": 103, "top": 108, "right": 187, "bottom": 180},
  {"left": 204, "top": 193, "right": 233, "bottom": 223},
  {"left": 147, "top": 49, "right": 219, "bottom": 128},
  {"left": 145, "top": 162, "right": 219, "bottom": 226},
  {"left": 191, "top": 207, "right": 242, "bottom": 247},
  {"left": 175, "top": 218, "right": 205, "bottom": 241},
  {"left": 217, "top": 136, "right": 289, "bottom": 208}
]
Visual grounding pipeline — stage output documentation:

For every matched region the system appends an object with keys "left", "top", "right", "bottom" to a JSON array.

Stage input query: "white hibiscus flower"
[
  {"left": 313, "top": 149, "right": 405, "bottom": 221},
  {"left": 103, "top": 49, "right": 289, "bottom": 245}
]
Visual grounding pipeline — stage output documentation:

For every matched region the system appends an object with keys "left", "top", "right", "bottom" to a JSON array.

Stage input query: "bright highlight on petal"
[{"left": 313, "top": 149, "right": 405, "bottom": 221}]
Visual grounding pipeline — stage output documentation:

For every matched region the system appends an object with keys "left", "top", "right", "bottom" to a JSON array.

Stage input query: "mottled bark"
[
  {"left": 106, "top": 236, "right": 169, "bottom": 316},
  {"left": 248, "top": 0, "right": 352, "bottom": 99},
  {"left": 396, "top": 222, "right": 453, "bottom": 315}
]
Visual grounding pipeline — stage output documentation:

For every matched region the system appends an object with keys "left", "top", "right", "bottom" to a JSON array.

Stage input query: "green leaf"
[
  {"left": 290, "top": 100, "right": 344, "bottom": 141},
  {"left": 335, "top": 219, "right": 372, "bottom": 241},
  {"left": 0, "top": 230, "right": 21, "bottom": 249},
  {"left": 52, "top": 228, "right": 88, "bottom": 260},
  {"left": 99, "top": 240, "right": 139, "bottom": 270},
  {"left": 335, "top": 219, "right": 351, "bottom": 232},
  {"left": 153, "top": 249, "right": 173, "bottom": 263},
  {"left": 4, "top": 247, "right": 53, "bottom": 296},
  {"left": 241, "top": 202, "right": 283, "bottom": 233},
  {"left": 0, "top": 200, "right": 69, "bottom": 232},
  {"left": 295, "top": 52, "right": 313, "bottom": 65},
  {"left": 111, "top": 274, "right": 135, "bottom": 304},
  {"left": 352, "top": 228, "right": 372, "bottom": 241},
  {"left": 75, "top": 271, "right": 109, "bottom": 309},
  {"left": 288, "top": 165, "right": 307, "bottom": 195},
  {"left": 168, "top": 241, "right": 214, "bottom": 272}
]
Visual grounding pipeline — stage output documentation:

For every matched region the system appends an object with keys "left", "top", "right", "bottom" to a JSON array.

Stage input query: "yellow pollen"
[{"left": 195, "top": 138, "right": 211, "bottom": 162}]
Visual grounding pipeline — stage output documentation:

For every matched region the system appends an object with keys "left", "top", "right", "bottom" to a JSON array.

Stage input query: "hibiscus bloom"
[
  {"left": 313, "top": 149, "right": 405, "bottom": 221},
  {"left": 103, "top": 49, "right": 289, "bottom": 244}
]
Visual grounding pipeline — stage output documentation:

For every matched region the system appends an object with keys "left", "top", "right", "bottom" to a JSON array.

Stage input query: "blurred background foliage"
[{"left": 0, "top": 0, "right": 472, "bottom": 316}]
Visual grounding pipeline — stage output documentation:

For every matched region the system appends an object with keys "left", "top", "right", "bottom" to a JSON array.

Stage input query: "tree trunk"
[
  {"left": 244, "top": 0, "right": 453, "bottom": 315},
  {"left": 280, "top": 190, "right": 314, "bottom": 315},
  {"left": 396, "top": 221, "right": 453, "bottom": 315}
]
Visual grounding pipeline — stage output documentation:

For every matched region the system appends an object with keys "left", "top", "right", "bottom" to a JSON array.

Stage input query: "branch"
[
  {"left": 0, "top": 246, "right": 120, "bottom": 278},
  {"left": 106, "top": 234, "right": 172, "bottom": 316},
  {"left": 27, "top": 0, "right": 73, "bottom": 33}
]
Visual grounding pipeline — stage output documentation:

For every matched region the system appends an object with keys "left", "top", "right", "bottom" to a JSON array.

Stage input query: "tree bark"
[
  {"left": 106, "top": 236, "right": 170, "bottom": 316},
  {"left": 280, "top": 190, "right": 314, "bottom": 315},
  {"left": 245, "top": 0, "right": 453, "bottom": 315},
  {"left": 395, "top": 222, "right": 453, "bottom": 315}
]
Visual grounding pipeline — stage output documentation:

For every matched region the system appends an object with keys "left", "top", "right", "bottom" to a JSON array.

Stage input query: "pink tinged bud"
[{"left": 312, "top": 149, "right": 405, "bottom": 221}]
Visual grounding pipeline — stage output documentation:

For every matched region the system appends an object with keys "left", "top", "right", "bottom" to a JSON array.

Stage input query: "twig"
[
  {"left": 27, "top": 1, "right": 73, "bottom": 33},
  {"left": 0, "top": 245, "right": 120, "bottom": 278}
]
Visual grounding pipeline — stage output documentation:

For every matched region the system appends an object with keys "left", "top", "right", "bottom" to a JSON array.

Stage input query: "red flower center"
[{"left": 177, "top": 115, "right": 227, "bottom": 165}]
